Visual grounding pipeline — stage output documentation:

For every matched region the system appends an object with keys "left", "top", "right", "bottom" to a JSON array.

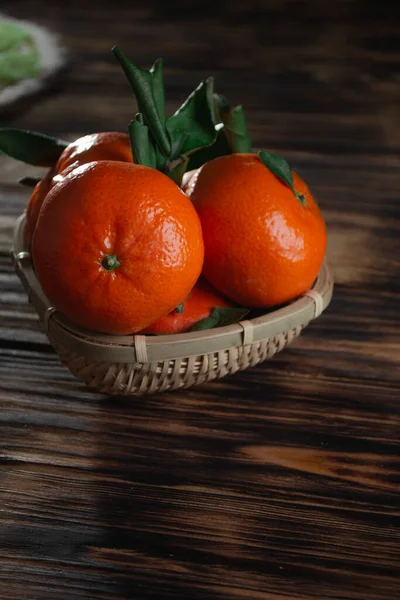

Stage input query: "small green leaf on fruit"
[
  {"left": 258, "top": 150, "right": 294, "bottom": 189},
  {"left": 0, "top": 128, "right": 68, "bottom": 166},
  {"left": 175, "top": 303, "right": 184, "bottom": 314},
  {"left": 258, "top": 150, "right": 307, "bottom": 206},
  {"left": 189, "top": 306, "right": 249, "bottom": 332}
]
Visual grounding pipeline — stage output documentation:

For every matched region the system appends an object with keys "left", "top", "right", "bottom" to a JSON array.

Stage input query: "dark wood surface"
[{"left": 1, "top": 1, "right": 399, "bottom": 599}]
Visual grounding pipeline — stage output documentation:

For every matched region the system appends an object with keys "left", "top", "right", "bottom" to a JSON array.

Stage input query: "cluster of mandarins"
[{"left": 7, "top": 47, "right": 327, "bottom": 336}]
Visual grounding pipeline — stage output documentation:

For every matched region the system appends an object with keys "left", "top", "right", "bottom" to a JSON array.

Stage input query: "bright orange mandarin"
[
  {"left": 187, "top": 153, "right": 327, "bottom": 308},
  {"left": 32, "top": 161, "right": 204, "bottom": 335},
  {"left": 25, "top": 166, "right": 56, "bottom": 243},
  {"left": 56, "top": 132, "right": 132, "bottom": 176},
  {"left": 25, "top": 132, "right": 133, "bottom": 242},
  {"left": 142, "top": 278, "right": 234, "bottom": 334}
]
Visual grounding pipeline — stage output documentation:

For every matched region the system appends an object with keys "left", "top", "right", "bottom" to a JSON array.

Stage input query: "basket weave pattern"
[
  {"left": 12, "top": 213, "right": 333, "bottom": 396},
  {"left": 53, "top": 325, "right": 303, "bottom": 395}
]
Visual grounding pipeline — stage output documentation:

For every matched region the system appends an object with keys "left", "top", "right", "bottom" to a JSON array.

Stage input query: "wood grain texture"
[{"left": 0, "top": 1, "right": 399, "bottom": 599}]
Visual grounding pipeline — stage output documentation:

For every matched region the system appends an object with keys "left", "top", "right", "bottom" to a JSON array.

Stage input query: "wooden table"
[{"left": 1, "top": 2, "right": 399, "bottom": 599}]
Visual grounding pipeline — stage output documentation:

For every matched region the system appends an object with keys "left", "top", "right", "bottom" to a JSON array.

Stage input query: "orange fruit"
[
  {"left": 187, "top": 153, "right": 327, "bottom": 307},
  {"left": 142, "top": 277, "right": 234, "bottom": 334},
  {"left": 32, "top": 160, "right": 204, "bottom": 335},
  {"left": 56, "top": 131, "right": 132, "bottom": 176},
  {"left": 25, "top": 132, "right": 133, "bottom": 243},
  {"left": 25, "top": 166, "right": 56, "bottom": 244}
]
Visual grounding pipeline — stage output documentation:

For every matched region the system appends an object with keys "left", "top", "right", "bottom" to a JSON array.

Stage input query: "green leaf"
[
  {"left": 128, "top": 117, "right": 157, "bottom": 169},
  {"left": 149, "top": 58, "right": 166, "bottom": 127},
  {"left": 185, "top": 92, "right": 253, "bottom": 170},
  {"left": 187, "top": 123, "right": 231, "bottom": 170},
  {"left": 112, "top": 46, "right": 171, "bottom": 157},
  {"left": 258, "top": 150, "right": 307, "bottom": 206},
  {"left": 258, "top": 151, "right": 294, "bottom": 189},
  {"left": 166, "top": 77, "right": 217, "bottom": 159},
  {"left": 169, "top": 132, "right": 188, "bottom": 161},
  {"left": 0, "top": 128, "right": 68, "bottom": 166},
  {"left": 189, "top": 306, "right": 249, "bottom": 332},
  {"left": 134, "top": 111, "right": 166, "bottom": 170},
  {"left": 154, "top": 145, "right": 167, "bottom": 171},
  {"left": 215, "top": 94, "right": 252, "bottom": 154}
]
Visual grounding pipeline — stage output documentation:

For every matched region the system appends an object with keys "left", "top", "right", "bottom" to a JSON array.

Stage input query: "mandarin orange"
[
  {"left": 32, "top": 160, "right": 204, "bottom": 334},
  {"left": 187, "top": 153, "right": 326, "bottom": 307},
  {"left": 56, "top": 131, "right": 132, "bottom": 176},
  {"left": 25, "top": 132, "right": 133, "bottom": 242},
  {"left": 25, "top": 166, "right": 56, "bottom": 244},
  {"left": 142, "top": 278, "right": 234, "bottom": 334}
]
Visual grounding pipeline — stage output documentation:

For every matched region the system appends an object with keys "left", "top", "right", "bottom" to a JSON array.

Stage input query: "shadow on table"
[
  {"left": 2, "top": 357, "right": 397, "bottom": 600},
  {"left": 88, "top": 357, "right": 400, "bottom": 599},
  {"left": 81, "top": 376, "right": 302, "bottom": 599}
]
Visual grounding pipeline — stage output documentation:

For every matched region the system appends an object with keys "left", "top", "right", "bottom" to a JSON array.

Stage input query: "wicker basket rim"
[{"left": 12, "top": 213, "right": 334, "bottom": 363}]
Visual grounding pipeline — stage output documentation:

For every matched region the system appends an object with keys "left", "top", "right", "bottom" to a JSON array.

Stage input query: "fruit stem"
[
  {"left": 102, "top": 255, "right": 120, "bottom": 271},
  {"left": 295, "top": 191, "right": 307, "bottom": 206}
]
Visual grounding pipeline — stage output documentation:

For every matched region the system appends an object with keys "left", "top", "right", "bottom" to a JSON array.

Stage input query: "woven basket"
[{"left": 11, "top": 213, "right": 334, "bottom": 395}]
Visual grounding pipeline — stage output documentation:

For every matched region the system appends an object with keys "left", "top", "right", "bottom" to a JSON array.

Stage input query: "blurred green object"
[{"left": 0, "top": 21, "right": 41, "bottom": 90}]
